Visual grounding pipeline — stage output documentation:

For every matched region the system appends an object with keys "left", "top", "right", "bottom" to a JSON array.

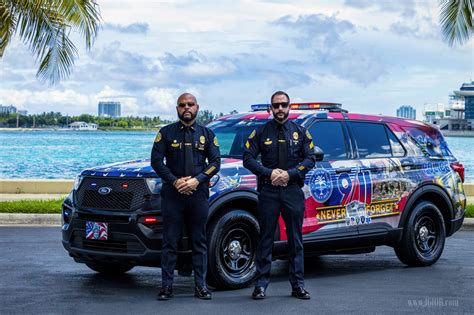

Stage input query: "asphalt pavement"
[{"left": 0, "top": 227, "right": 473, "bottom": 314}]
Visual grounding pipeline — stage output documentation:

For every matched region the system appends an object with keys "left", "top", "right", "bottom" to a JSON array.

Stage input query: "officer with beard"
[
  {"left": 243, "top": 91, "right": 316, "bottom": 300},
  {"left": 151, "top": 93, "right": 221, "bottom": 300}
]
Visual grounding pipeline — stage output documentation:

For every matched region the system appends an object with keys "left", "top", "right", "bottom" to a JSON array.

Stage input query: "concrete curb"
[
  {"left": 0, "top": 213, "right": 61, "bottom": 226},
  {"left": 0, "top": 213, "right": 473, "bottom": 230}
]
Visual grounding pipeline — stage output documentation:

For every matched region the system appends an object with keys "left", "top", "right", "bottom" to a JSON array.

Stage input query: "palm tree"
[
  {"left": 0, "top": 0, "right": 101, "bottom": 84},
  {"left": 440, "top": 0, "right": 473, "bottom": 46}
]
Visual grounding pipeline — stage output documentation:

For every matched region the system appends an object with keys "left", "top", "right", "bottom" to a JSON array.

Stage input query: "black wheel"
[
  {"left": 395, "top": 200, "right": 446, "bottom": 266},
  {"left": 207, "top": 209, "right": 259, "bottom": 289},
  {"left": 85, "top": 262, "right": 134, "bottom": 274}
]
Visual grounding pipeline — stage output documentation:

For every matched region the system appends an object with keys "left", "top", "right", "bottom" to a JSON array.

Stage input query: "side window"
[
  {"left": 349, "top": 122, "right": 392, "bottom": 158},
  {"left": 386, "top": 128, "right": 406, "bottom": 157},
  {"left": 308, "top": 121, "right": 348, "bottom": 161}
]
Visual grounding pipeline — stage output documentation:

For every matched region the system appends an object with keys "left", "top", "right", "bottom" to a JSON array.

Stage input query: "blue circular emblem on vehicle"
[
  {"left": 98, "top": 187, "right": 112, "bottom": 195},
  {"left": 309, "top": 169, "right": 332, "bottom": 203}
]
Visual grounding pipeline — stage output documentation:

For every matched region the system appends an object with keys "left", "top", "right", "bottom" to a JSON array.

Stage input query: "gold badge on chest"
[
  {"left": 200, "top": 136, "right": 205, "bottom": 144},
  {"left": 264, "top": 138, "right": 273, "bottom": 145},
  {"left": 171, "top": 139, "right": 180, "bottom": 148},
  {"left": 293, "top": 132, "right": 299, "bottom": 140}
]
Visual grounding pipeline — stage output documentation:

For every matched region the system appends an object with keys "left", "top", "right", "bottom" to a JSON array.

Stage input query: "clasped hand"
[
  {"left": 271, "top": 169, "right": 289, "bottom": 186},
  {"left": 174, "top": 176, "right": 199, "bottom": 195}
]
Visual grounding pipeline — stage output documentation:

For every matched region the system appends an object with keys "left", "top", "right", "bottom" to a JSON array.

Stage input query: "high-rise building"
[
  {"left": 453, "top": 82, "right": 474, "bottom": 122},
  {"left": 0, "top": 105, "right": 17, "bottom": 114},
  {"left": 396, "top": 105, "right": 416, "bottom": 120},
  {"left": 98, "top": 101, "right": 121, "bottom": 117}
]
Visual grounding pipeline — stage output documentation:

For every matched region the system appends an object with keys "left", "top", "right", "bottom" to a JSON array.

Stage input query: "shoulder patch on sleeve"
[
  {"left": 248, "top": 129, "right": 256, "bottom": 139},
  {"left": 154, "top": 132, "right": 162, "bottom": 142},
  {"left": 306, "top": 130, "right": 312, "bottom": 140},
  {"left": 213, "top": 136, "right": 219, "bottom": 147}
]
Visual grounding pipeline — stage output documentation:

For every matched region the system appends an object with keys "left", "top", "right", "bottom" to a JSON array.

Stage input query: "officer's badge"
[
  {"left": 248, "top": 130, "right": 256, "bottom": 139},
  {"left": 171, "top": 139, "right": 180, "bottom": 148},
  {"left": 200, "top": 136, "right": 206, "bottom": 144},
  {"left": 306, "top": 130, "right": 312, "bottom": 139},
  {"left": 293, "top": 132, "right": 299, "bottom": 141},
  {"left": 213, "top": 137, "right": 219, "bottom": 147},
  {"left": 154, "top": 132, "right": 162, "bottom": 142},
  {"left": 264, "top": 138, "right": 272, "bottom": 145}
]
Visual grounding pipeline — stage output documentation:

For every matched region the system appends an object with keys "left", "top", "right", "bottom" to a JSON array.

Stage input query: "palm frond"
[
  {"left": 440, "top": 0, "right": 474, "bottom": 46},
  {"left": 0, "top": 1, "right": 17, "bottom": 57},
  {"left": 1, "top": 0, "right": 101, "bottom": 84},
  {"left": 55, "top": 0, "right": 101, "bottom": 49}
]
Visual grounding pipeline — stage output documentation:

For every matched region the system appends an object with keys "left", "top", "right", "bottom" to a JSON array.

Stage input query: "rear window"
[
  {"left": 349, "top": 122, "right": 405, "bottom": 158},
  {"left": 403, "top": 125, "right": 453, "bottom": 158}
]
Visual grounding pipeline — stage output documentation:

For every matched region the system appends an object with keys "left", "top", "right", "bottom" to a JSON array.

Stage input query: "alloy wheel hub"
[
  {"left": 228, "top": 240, "right": 242, "bottom": 259},
  {"left": 419, "top": 226, "right": 429, "bottom": 241}
]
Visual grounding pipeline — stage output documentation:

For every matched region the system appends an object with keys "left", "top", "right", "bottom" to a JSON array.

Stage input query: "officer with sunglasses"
[
  {"left": 243, "top": 91, "right": 316, "bottom": 300},
  {"left": 151, "top": 93, "right": 221, "bottom": 300}
]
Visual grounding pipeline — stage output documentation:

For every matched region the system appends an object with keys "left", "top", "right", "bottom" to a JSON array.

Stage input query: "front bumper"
[{"left": 61, "top": 198, "right": 192, "bottom": 267}]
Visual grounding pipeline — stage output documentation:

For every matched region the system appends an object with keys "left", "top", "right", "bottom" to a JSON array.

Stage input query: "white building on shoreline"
[{"left": 69, "top": 121, "right": 98, "bottom": 131}]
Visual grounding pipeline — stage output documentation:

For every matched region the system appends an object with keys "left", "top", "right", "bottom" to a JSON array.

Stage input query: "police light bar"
[
  {"left": 290, "top": 103, "right": 343, "bottom": 111},
  {"left": 251, "top": 104, "right": 270, "bottom": 111}
]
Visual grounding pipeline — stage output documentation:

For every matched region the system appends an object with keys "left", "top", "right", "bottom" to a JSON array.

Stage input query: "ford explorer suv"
[{"left": 61, "top": 103, "right": 466, "bottom": 289}]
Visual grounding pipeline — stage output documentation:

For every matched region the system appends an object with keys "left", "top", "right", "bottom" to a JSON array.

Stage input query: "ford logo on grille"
[{"left": 98, "top": 187, "right": 112, "bottom": 195}]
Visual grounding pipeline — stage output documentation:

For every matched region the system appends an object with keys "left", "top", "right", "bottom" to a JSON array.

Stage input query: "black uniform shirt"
[
  {"left": 151, "top": 121, "right": 221, "bottom": 184},
  {"left": 243, "top": 119, "right": 316, "bottom": 182}
]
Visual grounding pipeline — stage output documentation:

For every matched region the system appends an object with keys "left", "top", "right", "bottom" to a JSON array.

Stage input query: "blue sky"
[{"left": 0, "top": 0, "right": 472, "bottom": 120}]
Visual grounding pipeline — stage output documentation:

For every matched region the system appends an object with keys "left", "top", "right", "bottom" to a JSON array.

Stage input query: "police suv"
[{"left": 61, "top": 103, "right": 466, "bottom": 289}]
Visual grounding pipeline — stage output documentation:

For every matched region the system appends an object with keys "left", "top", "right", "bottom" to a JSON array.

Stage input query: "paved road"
[{"left": 0, "top": 227, "right": 473, "bottom": 314}]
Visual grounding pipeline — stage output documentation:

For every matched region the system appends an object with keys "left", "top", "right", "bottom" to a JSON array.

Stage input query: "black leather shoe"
[
  {"left": 194, "top": 286, "right": 212, "bottom": 300},
  {"left": 157, "top": 286, "right": 173, "bottom": 300},
  {"left": 252, "top": 287, "right": 266, "bottom": 300},
  {"left": 291, "top": 287, "right": 310, "bottom": 300}
]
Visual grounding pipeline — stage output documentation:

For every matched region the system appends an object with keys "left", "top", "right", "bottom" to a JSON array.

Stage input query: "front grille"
[
  {"left": 76, "top": 177, "right": 150, "bottom": 211},
  {"left": 77, "top": 212, "right": 130, "bottom": 223},
  {"left": 71, "top": 230, "right": 145, "bottom": 254},
  {"left": 83, "top": 239, "right": 127, "bottom": 252}
]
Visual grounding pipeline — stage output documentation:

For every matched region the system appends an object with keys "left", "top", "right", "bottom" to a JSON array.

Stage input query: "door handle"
[{"left": 335, "top": 167, "right": 352, "bottom": 174}]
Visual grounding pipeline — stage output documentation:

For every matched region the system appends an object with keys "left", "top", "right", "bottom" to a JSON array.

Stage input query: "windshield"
[{"left": 207, "top": 119, "right": 267, "bottom": 158}]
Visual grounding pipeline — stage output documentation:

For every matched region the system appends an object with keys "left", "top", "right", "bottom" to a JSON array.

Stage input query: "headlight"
[
  {"left": 146, "top": 178, "right": 162, "bottom": 194},
  {"left": 74, "top": 175, "right": 84, "bottom": 191}
]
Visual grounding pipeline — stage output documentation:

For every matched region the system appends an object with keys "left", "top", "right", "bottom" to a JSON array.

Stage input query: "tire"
[
  {"left": 85, "top": 262, "right": 134, "bottom": 274},
  {"left": 207, "top": 209, "right": 259, "bottom": 290},
  {"left": 395, "top": 200, "right": 446, "bottom": 267}
]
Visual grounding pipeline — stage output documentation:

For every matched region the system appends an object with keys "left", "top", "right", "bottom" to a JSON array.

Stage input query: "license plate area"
[{"left": 85, "top": 221, "right": 108, "bottom": 240}]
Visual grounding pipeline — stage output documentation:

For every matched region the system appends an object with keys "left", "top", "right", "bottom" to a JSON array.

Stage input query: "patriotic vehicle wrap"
[{"left": 62, "top": 103, "right": 466, "bottom": 290}]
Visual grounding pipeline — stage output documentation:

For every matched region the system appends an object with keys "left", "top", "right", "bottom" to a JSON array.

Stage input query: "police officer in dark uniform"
[
  {"left": 151, "top": 93, "right": 220, "bottom": 300},
  {"left": 243, "top": 91, "right": 315, "bottom": 300}
]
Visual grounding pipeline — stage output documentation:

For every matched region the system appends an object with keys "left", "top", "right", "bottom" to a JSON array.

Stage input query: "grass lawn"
[
  {"left": 0, "top": 198, "right": 473, "bottom": 218},
  {"left": 0, "top": 198, "right": 63, "bottom": 214}
]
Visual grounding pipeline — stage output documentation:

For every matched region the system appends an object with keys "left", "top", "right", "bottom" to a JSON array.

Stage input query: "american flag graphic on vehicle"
[{"left": 85, "top": 221, "right": 108, "bottom": 240}]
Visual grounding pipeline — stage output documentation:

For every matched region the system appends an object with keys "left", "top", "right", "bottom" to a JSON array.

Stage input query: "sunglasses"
[
  {"left": 271, "top": 102, "right": 289, "bottom": 109},
  {"left": 178, "top": 102, "right": 196, "bottom": 108}
]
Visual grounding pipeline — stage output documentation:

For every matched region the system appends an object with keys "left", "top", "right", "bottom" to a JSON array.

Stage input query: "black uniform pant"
[
  {"left": 255, "top": 184, "right": 305, "bottom": 289},
  {"left": 160, "top": 183, "right": 209, "bottom": 287}
]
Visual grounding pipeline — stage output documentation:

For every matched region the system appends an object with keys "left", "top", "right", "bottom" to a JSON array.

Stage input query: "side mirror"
[
  {"left": 209, "top": 174, "right": 220, "bottom": 188},
  {"left": 314, "top": 146, "right": 324, "bottom": 161}
]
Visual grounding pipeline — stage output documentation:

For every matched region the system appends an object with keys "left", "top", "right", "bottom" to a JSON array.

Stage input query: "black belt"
[{"left": 260, "top": 178, "right": 299, "bottom": 186}]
